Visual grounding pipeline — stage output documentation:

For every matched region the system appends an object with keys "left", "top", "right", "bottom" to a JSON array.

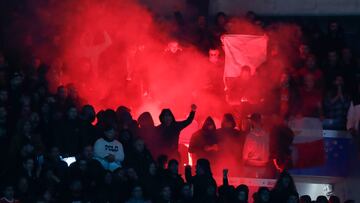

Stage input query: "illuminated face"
[
  {"left": 168, "top": 41, "right": 179, "bottom": 54},
  {"left": 209, "top": 49, "right": 220, "bottom": 63}
]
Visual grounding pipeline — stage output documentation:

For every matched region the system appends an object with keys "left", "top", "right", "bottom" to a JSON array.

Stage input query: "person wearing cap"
[{"left": 242, "top": 113, "right": 270, "bottom": 178}]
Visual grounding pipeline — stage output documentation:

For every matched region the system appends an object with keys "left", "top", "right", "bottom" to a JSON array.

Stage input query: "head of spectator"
[
  {"left": 66, "top": 106, "right": 78, "bottom": 121},
  {"left": 316, "top": 195, "right": 329, "bottom": 203},
  {"left": 167, "top": 159, "right": 179, "bottom": 175},
  {"left": 305, "top": 54, "right": 318, "bottom": 71},
  {"left": 148, "top": 162, "right": 157, "bottom": 176},
  {"left": 49, "top": 146, "right": 61, "bottom": 162},
  {"left": 81, "top": 145, "right": 94, "bottom": 160},
  {"left": 138, "top": 112, "right": 154, "bottom": 128},
  {"left": 129, "top": 185, "right": 145, "bottom": 201},
  {"left": 300, "top": 195, "right": 312, "bottom": 203},
  {"left": 103, "top": 125, "right": 117, "bottom": 142},
  {"left": 159, "top": 109, "right": 175, "bottom": 127},
  {"left": 0, "top": 90, "right": 8, "bottom": 105},
  {"left": 215, "top": 12, "right": 227, "bottom": 28},
  {"left": 248, "top": 113, "right": 262, "bottom": 130},
  {"left": 56, "top": 86, "right": 67, "bottom": 101},
  {"left": 209, "top": 48, "right": 220, "bottom": 64},
  {"left": 202, "top": 116, "right": 216, "bottom": 132},
  {"left": 329, "top": 195, "right": 340, "bottom": 203},
  {"left": 197, "top": 15, "right": 207, "bottom": 29},
  {"left": 236, "top": 184, "right": 249, "bottom": 203},
  {"left": 221, "top": 113, "right": 236, "bottom": 129},
  {"left": 304, "top": 73, "right": 315, "bottom": 91},
  {"left": 341, "top": 47, "right": 353, "bottom": 64},
  {"left": 166, "top": 41, "right": 182, "bottom": 54},
  {"left": 79, "top": 105, "right": 95, "bottom": 123},
  {"left": 127, "top": 168, "right": 139, "bottom": 182},
  {"left": 327, "top": 51, "right": 339, "bottom": 67},
  {"left": 299, "top": 43, "right": 311, "bottom": 59},
  {"left": 287, "top": 192, "right": 300, "bottom": 203},
  {"left": 240, "top": 66, "right": 251, "bottom": 81},
  {"left": 195, "top": 158, "right": 212, "bottom": 176},
  {"left": 274, "top": 171, "right": 297, "bottom": 193},
  {"left": 255, "top": 187, "right": 270, "bottom": 203},
  {"left": 10, "top": 72, "right": 24, "bottom": 90},
  {"left": 180, "top": 183, "right": 193, "bottom": 200},
  {"left": 22, "top": 157, "right": 35, "bottom": 174},
  {"left": 133, "top": 139, "right": 146, "bottom": 153},
  {"left": 245, "top": 11, "right": 257, "bottom": 22},
  {"left": 159, "top": 185, "right": 172, "bottom": 201},
  {"left": 157, "top": 155, "right": 168, "bottom": 170}
]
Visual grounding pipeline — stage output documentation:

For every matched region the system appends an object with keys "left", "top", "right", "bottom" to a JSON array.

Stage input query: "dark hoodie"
[
  {"left": 189, "top": 117, "right": 218, "bottom": 162},
  {"left": 156, "top": 109, "right": 195, "bottom": 159},
  {"left": 215, "top": 114, "right": 244, "bottom": 173},
  {"left": 137, "top": 112, "right": 159, "bottom": 158}
]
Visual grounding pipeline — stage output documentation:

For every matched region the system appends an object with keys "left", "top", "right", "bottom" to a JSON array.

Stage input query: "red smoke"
[{"left": 30, "top": 0, "right": 302, "bottom": 122}]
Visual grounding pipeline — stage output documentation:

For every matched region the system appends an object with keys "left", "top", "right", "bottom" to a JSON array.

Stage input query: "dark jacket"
[{"left": 156, "top": 109, "right": 195, "bottom": 159}]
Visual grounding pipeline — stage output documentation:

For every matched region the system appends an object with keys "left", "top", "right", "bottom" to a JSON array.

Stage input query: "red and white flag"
[
  {"left": 289, "top": 117, "right": 326, "bottom": 168},
  {"left": 222, "top": 34, "right": 268, "bottom": 77}
]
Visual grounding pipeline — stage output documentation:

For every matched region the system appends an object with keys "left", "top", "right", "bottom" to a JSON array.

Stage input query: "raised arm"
[{"left": 177, "top": 104, "right": 197, "bottom": 130}]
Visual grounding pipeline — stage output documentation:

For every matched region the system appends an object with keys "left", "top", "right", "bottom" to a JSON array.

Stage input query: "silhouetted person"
[
  {"left": 270, "top": 171, "right": 298, "bottom": 203},
  {"left": 189, "top": 116, "right": 218, "bottom": 164},
  {"left": 137, "top": 112, "right": 159, "bottom": 158},
  {"left": 156, "top": 104, "right": 196, "bottom": 160}
]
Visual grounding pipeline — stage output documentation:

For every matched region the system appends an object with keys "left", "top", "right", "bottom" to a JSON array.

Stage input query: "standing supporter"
[
  {"left": 216, "top": 113, "right": 243, "bottom": 174},
  {"left": 78, "top": 105, "right": 98, "bottom": 148},
  {"left": 242, "top": 113, "right": 270, "bottom": 178},
  {"left": 137, "top": 112, "right": 159, "bottom": 158},
  {"left": 94, "top": 125, "right": 124, "bottom": 172},
  {"left": 124, "top": 138, "right": 153, "bottom": 179},
  {"left": 189, "top": 116, "right": 218, "bottom": 165},
  {"left": 156, "top": 104, "right": 196, "bottom": 160}
]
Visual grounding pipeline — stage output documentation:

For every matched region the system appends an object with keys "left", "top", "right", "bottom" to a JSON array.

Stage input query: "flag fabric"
[
  {"left": 288, "top": 117, "right": 326, "bottom": 168},
  {"left": 222, "top": 34, "right": 268, "bottom": 77}
]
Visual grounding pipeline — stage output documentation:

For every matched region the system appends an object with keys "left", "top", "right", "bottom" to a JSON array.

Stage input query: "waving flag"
[{"left": 222, "top": 34, "right": 268, "bottom": 77}]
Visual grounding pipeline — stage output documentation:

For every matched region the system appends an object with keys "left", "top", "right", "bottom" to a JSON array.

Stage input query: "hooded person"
[
  {"left": 156, "top": 104, "right": 197, "bottom": 160},
  {"left": 189, "top": 116, "right": 218, "bottom": 164},
  {"left": 216, "top": 113, "right": 244, "bottom": 174},
  {"left": 137, "top": 112, "right": 159, "bottom": 158}
]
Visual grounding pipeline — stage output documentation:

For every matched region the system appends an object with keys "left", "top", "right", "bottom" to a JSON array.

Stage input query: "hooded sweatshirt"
[{"left": 156, "top": 109, "right": 195, "bottom": 158}]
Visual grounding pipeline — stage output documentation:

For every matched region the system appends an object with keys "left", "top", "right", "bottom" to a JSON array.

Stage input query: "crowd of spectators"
[{"left": 0, "top": 1, "right": 359, "bottom": 202}]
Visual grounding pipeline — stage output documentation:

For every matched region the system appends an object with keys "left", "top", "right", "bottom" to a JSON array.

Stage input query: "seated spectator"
[
  {"left": 254, "top": 187, "right": 271, "bottom": 203},
  {"left": 94, "top": 125, "right": 124, "bottom": 172},
  {"left": 178, "top": 183, "right": 194, "bottom": 203},
  {"left": 234, "top": 184, "right": 249, "bottom": 203},
  {"left": 125, "top": 185, "right": 151, "bottom": 203},
  {"left": 189, "top": 116, "right": 218, "bottom": 165},
  {"left": 161, "top": 159, "right": 184, "bottom": 199},
  {"left": 156, "top": 185, "right": 175, "bottom": 203},
  {"left": 300, "top": 195, "right": 312, "bottom": 203},
  {"left": 323, "top": 75, "right": 350, "bottom": 130},
  {"left": 329, "top": 195, "right": 340, "bottom": 203},
  {"left": 316, "top": 195, "right": 329, "bottom": 203},
  {"left": 124, "top": 139, "right": 153, "bottom": 178},
  {"left": 242, "top": 113, "right": 270, "bottom": 178}
]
